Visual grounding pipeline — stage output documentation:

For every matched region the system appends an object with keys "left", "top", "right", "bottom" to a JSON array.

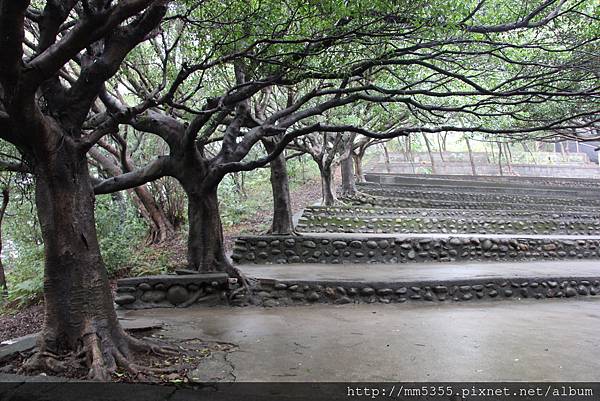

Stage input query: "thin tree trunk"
[
  {"left": 340, "top": 151, "right": 356, "bottom": 196},
  {"left": 436, "top": 133, "right": 445, "bottom": 161},
  {"left": 0, "top": 188, "right": 9, "bottom": 298},
  {"left": 353, "top": 152, "right": 366, "bottom": 182},
  {"left": 522, "top": 142, "right": 537, "bottom": 164},
  {"left": 504, "top": 142, "right": 513, "bottom": 173},
  {"left": 89, "top": 148, "right": 174, "bottom": 243},
  {"left": 406, "top": 136, "right": 416, "bottom": 173},
  {"left": 497, "top": 142, "right": 504, "bottom": 176},
  {"left": 319, "top": 164, "right": 336, "bottom": 206},
  {"left": 464, "top": 136, "right": 477, "bottom": 176},
  {"left": 382, "top": 143, "right": 391, "bottom": 173},
  {"left": 422, "top": 133, "right": 437, "bottom": 174},
  {"left": 267, "top": 150, "right": 295, "bottom": 234}
]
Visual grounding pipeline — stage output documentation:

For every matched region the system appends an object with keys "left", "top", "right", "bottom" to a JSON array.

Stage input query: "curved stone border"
[
  {"left": 247, "top": 277, "right": 600, "bottom": 307},
  {"left": 115, "top": 273, "right": 230, "bottom": 309},
  {"left": 231, "top": 235, "right": 600, "bottom": 265}
]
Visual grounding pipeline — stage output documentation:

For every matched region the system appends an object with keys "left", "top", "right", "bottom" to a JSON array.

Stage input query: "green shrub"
[
  {"left": 95, "top": 195, "right": 147, "bottom": 275},
  {"left": 5, "top": 246, "right": 45, "bottom": 306}
]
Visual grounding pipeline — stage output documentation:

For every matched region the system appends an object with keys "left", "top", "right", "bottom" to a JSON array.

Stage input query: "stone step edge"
[{"left": 247, "top": 276, "right": 600, "bottom": 306}]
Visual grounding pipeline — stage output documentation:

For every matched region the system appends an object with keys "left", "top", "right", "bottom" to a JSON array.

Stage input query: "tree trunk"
[
  {"left": 89, "top": 148, "right": 174, "bottom": 243},
  {"left": 135, "top": 184, "right": 175, "bottom": 244},
  {"left": 436, "top": 133, "right": 445, "bottom": 161},
  {"left": 353, "top": 152, "right": 365, "bottom": 182},
  {"left": 0, "top": 189, "right": 8, "bottom": 298},
  {"left": 340, "top": 151, "right": 356, "bottom": 197},
  {"left": 382, "top": 143, "right": 391, "bottom": 173},
  {"left": 422, "top": 133, "right": 437, "bottom": 174},
  {"left": 28, "top": 136, "right": 143, "bottom": 381},
  {"left": 497, "top": 142, "right": 504, "bottom": 176},
  {"left": 319, "top": 165, "right": 336, "bottom": 206},
  {"left": 522, "top": 142, "right": 537, "bottom": 164},
  {"left": 464, "top": 136, "right": 477, "bottom": 175},
  {"left": 406, "top": 136, "right": 416, "bottom": 174},
  {"left": 267, "top": 151, "right": 295, "bottom": 235},
  {"left": 186, "top": 186, "right": 229, "bottom": 272}
]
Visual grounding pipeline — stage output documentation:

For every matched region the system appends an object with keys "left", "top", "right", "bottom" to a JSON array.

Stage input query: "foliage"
[{"left": 94, "top": 195, "right": 148, "bottom": 275}]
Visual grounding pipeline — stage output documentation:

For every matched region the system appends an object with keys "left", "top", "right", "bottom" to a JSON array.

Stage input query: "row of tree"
[{"left": 0, "top": 0, "right": 598, "bottom": 380}]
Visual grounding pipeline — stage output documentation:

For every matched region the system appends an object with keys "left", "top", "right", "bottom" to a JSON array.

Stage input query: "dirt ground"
[{"left": 0, "top": 304, "right": 43, "bottom": 343}]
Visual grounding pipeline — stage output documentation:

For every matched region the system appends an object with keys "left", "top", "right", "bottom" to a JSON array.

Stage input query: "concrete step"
[{"left": 237, "top": 260, "right": 600, "bottom": 306}]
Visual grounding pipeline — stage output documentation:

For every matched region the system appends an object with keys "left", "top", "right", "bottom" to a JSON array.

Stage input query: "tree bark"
[
  {"left": 464, "top": 135, "right": 477, "bottom": 175},
  {"left": 319, "top": 164, "right": 336, "bottom": 206},
  {"left": 89, "top": 148, "right": 174, "bottom": 243},
  {"left": 185, "top": 185, "right": 229, "bottom": 272},
  {"left": 340, "top": 151, "right": 356, "bottom": 196},
  {"left": 422, "top": 133, "right": 437, "bottom": 174},
  {"left": 267, "top": 151, "right": 295, "bottom": 234},
  {"left": 0, "top": 188, "right": 9, "bottom": 297},
  {"left": 353, "top": 152, "right": 365, "bottom": 182},
  {"left": 28, "top": 135, "right": 141, "bottom": 381},
  {"left": 406, "top": 136, "right": 416, "bottom": 174},
  {"left": 497, "top": 142, "right": 504, "bottom": 176},
  {"left": 263, "top": 140, "right": 295, "bottom": 235},
  {"left": 382, "top": 143, "right": 391, "bottom": 173}
]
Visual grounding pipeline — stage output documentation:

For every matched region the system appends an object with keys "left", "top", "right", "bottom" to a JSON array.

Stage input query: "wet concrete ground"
[{"left": 120, "top": 298, "right": 600, "bottom": 381}]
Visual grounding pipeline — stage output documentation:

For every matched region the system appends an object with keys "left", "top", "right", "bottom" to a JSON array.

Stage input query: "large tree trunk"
[
  {"left": 27, "top": 136, "right": 152, "bottom": 381},
  {"left": 0, "top": 189, "right": 8, "bottom": 298},
  {"left": 319, "top": 164, "right": 337, "bottom": 206},
  {"left": 340, "top": 152, "right": 357, "bottom": 197},
  {"left": 186, "top": 186, "right": 229, "bottom": 272},
  {"left": 183, "top": 181, "right": 247, "bottom": 287},
  {"left": 263, "top": 141, "right": 295, "bottom": 235}
]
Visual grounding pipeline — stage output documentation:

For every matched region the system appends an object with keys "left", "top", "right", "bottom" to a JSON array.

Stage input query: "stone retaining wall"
[
  {"left": 303, "top": 206, "right": 600, "bottom": 221},
  {"left": 297, "top": 215, "right": 600, "bottom": 235},
  {"left": 365, "top": 162, "right": 600, "bottom": 178},
  {"left": 345, "top": 193, "right": 600, "bottom": 212},
  {"left": 358, "top": 186, "right": 600, "bottom": 207},
  {"left": 360, "top": 179, "right": 599, "bottom": 198},
  {"left": 249, "top": 277, "right": 600, "bottom": 306},
  {"left": 231, "top": 235, "right": 600, "bottom": 265},
  {"left": 115, "top": 273, "right": 231, "bottom": 309},
  {"left": 364, "top": 173, "right": 600, "bottom": 188}
]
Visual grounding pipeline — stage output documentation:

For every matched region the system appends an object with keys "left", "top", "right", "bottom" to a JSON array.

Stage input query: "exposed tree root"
[
  {"left": 221, "top": 262, "right": 252, "bottom": 299},
  {"left": 20, "top": 326, "right": 182, "bottom": 382}
]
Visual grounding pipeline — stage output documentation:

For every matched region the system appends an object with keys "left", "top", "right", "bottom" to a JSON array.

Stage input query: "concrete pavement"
[{"left": 120, "top": 298, "right": 600, "bottom": 381}]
